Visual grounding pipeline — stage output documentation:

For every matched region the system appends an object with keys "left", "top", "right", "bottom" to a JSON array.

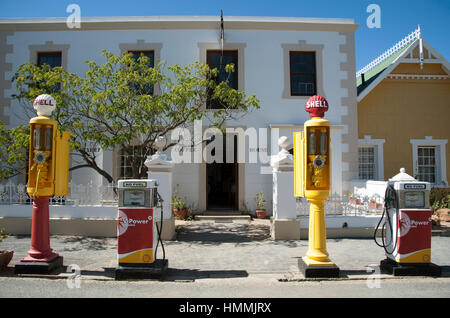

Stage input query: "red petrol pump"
[
  {"left": 115, "top": 179, "right": 168, "bottom": 280},
  {"left": 375, "top": 168, "right": 441, "bottom": 276},
  {"left": 15, "top": 94, "right": 70, "bottom": 274}
]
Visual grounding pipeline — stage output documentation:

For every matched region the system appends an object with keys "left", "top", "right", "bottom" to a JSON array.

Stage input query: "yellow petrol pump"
[
  {"left": 294, "top": 95, "right": 340, "bottom": 278},
  {"left": 15, "top": 94, "right": 70, "bottom": 275},
  {"left": 28, "top": 116, "right": 70, "bottom": 198}
]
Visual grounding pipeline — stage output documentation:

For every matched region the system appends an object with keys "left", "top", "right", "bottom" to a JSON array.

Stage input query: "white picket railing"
[
  {"left": 356, "top": 26, "right": 420, "bottom": 78},
  {"left": 296, "top": 192, "right": 384, "bottom": 217},
  {"left": 0, "top": 181, "right": 117, "bottom": 206},
  {"left": 1, "top": 182, "right": 383, "bottom": 216}
]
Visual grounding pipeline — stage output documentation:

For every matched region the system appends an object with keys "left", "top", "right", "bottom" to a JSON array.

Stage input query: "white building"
[{"left": 0, "top": 16, "right": 359, "bottom": 215}]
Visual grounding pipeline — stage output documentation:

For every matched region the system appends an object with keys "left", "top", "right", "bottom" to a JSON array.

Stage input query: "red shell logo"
[
  {"left": 305, "top": 95, "right": 329, "bottom": 118},
  {"left": 398, "top": 213, "right": 411, "bottom": 237},
  {"left": 118, "top": 210, "right": 129, "bottom": 236}
]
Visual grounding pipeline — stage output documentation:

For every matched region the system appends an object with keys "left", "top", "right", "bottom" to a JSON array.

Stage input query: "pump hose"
[
  {"left": 33, "top": 166, "right": 42, "bottom": 198},
  {"left": 155, "top": 191, "right": 166, "bottom": 262},
  {"left": 373, "top": 185, "right": 399, "bottom": 256}
]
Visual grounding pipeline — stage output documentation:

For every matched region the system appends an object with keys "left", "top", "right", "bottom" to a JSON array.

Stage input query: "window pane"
[
  {"left": 290, "top": 52, "right": 316, "bottom": 96},
  {"left": 417, "top": 146, "right": 436, "bottom": 183},
  {"left": 129, "top": 51, "right": 154, "bottom": 95},
  {"left": 358, "top": 147, "right": 376, "bottom": 179},
  {"left": 38, "top": 52, "right": 62, "bottom": 67},
  {"left": 206, "top": 50, "right": 238, "bottom": 109}
]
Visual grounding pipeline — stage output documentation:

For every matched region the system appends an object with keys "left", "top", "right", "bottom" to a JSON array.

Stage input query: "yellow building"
[{"left": 356, "top": 27, "right": 449, "bottom": 186}]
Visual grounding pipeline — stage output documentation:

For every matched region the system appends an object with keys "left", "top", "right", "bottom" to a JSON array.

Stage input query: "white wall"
[{"left": 5, "top": 26, "right": 353, "bottom": 209}]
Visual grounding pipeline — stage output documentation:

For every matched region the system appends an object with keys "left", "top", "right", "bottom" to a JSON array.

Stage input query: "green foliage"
[
  {"left": 0, "top": 228, "right": 8, "bottom": 243},
  {"left": 172, "top": 187, "right": 187, "bottom": 210},
  {"left": 12, "top": 50, "right": 260, "bottom": 181},
  {"left": 255, "top": 191, "right": 267, "bottom": 210},
  {"left": 0, "top": 121, "right": 29, "bottom": 182},
  {"left": 430, "top": 187, "right": 450, "bottom": 211}
]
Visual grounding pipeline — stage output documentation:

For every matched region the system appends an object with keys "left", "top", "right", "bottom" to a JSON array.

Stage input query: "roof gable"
[{"left": 357, "top": 30, "right": 449, "bottom": 102}]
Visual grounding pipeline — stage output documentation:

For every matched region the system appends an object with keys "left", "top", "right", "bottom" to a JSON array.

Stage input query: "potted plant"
[
  {"left": 0, "top": 228, "right": 13, "bottom": 271},
  {"left": 255, "top": 191, "right": 267, "bottom": 219},
  {"left": 172, "top": 194, "right": 188, "bottom": 220}
]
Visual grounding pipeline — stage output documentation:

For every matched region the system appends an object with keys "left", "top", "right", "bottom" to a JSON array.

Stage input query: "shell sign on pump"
[
  {"left": 117, "top": 208, "right": 154, "bottom": 264},
  {"left": 305, "top": 95, "right": 328, "bottom": 118},
  {"left": 294, "top": 95, "right": 331, "bottom": 197}
]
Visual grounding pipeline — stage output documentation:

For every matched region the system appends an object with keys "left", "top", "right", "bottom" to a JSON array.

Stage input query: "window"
[
  {"left": 417, "top": 146, "right": 436, "bottom": 183},
  {"left": 37, "top": 52, "right": 62, "bottom": 67},
  {"left": 37, "top": 52, "right": 62, "bottom": 93},
  {"left": 289, "top": 52, "right": 316, "bottom": 96},
  {"left": 411, "top": 137, "right": 448, "bottom": 186},
  {"left": 119, "top": 145, "right": 148, "bottom": 179},
  {"left": 358, "top": 147, "right": 376, "bottom": 180},
  {"left": 206, "top": 50, "right": 238, "bottom": 109},
  {"left": 129, "top": 50, "right": 155, "bottom": 95}
]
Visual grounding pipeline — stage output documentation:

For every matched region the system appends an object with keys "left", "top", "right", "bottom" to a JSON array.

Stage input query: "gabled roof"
[{"left": 356, "top": 26, "right": 450, "bottom": 102}]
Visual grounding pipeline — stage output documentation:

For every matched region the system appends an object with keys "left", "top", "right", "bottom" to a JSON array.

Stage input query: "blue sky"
[{"left": 1, "top": 0, "right": 449, "bottom": 70}]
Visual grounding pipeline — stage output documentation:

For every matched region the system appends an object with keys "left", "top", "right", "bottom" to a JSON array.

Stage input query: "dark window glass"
[
  {"left": 37, "top": 52, "right": 62, "bottom": 93},
  {"left": 129, "top": 50, "right": 155, "bottom": 95},
  {"left": 206, "top": 50, "right": 238, "bottom": 109},
  {"left": 38, "top": 52, "right": 62, "bottom": 68},
  {"left": 290, "top": 52, "right": 316, "bottom": 96}
]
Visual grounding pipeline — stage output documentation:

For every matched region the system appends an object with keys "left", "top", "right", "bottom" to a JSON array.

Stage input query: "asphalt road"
[
  {"left": 0, "top": 273, "right": 449, "bottom": 298},
  {"left": 1, "top": 220, "right": 449, "bottom": 299}
]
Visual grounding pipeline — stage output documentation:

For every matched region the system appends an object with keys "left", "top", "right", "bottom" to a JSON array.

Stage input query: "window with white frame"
[
  {"left": 411, "top": 137, "right": 448, "bottom": 186},
  {"left": 416, "top": 146, "right": 437, "bottom": 183},
  {"left": 358, "top": 146, "right": 376, "bottom": 180},
  {"left": 358, "top": 136, "right": 385, "bottom": 180},
  {"left": 118, "top": 145, "right": 148, "bottom": 179}
]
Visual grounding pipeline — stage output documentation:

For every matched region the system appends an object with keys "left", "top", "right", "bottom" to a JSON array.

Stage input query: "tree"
[
  {"left": 0, "top": 120, "right": 29, "bottom": 182},
  {"left": 12, "top": 50, "right": 259, "bottom": 182}
]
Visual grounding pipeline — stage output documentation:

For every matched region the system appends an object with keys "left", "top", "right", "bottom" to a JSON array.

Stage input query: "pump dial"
[
  {"left": 313, "top": 155, "right": 325, "bottom": 169},
  {"left": 34, "top": 151, "right": 46, "bottom": 164}
]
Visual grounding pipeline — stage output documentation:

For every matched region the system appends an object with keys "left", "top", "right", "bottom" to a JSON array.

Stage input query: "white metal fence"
[
  {"left": 1, "top": 181, "right": 384, "bottom": 216},
  {"left": 296, "top": 192, "right": 384, "bottom": 217},
  {"left": 0, "top": 181, "right": 117, "bottom": 206}
]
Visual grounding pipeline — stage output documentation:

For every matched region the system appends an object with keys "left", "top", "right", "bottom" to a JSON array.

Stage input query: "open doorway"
[{"left": 206, "top": 135, "right": 238, "bottom": 211}]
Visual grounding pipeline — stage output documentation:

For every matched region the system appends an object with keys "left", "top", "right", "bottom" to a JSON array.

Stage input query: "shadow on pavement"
[
  {"left": 166, "top": 268, "right": 248, "bottom": 281},
  {"left": 175, "top": 221, "right": 270, "bottom": 244}
]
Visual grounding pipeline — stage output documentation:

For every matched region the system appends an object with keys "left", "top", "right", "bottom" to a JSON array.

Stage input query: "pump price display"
[
  {"left": 123, "top": 181, "right": 147, "bottom": 188},
  {"left": 403, "top": 183, "right": 426, "bottom": 190}
]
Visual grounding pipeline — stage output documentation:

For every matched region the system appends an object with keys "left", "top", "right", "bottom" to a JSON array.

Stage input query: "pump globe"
[{"left": 33, "top": 94, "right": 56, "bottom": 116}]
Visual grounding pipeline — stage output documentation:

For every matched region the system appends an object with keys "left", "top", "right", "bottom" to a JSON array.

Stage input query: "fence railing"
[
  {"left": 356, "top": 26, "right": 420, "bottom": 78},
  {"left": 0, "top": 181, "right": 117, "bottom": 206},
  {"left": 296, "top": 192, "right": 384, "bottom": 217}
]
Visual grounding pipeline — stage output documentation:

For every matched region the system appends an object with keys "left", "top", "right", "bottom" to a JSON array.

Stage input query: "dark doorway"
[{"left": 207, "top": 135, "right": 238, "bottom": 211}]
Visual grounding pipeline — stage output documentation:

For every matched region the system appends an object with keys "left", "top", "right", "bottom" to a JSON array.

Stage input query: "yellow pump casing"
[
  {"left": 27, "top": 116, "right": 70, "bottom": 197},
  {"left": 54, "top": 130, "right": 70, "bottom": 196},
  {"left": 293, "top": 117, "right": 331, "bottom": 198}
]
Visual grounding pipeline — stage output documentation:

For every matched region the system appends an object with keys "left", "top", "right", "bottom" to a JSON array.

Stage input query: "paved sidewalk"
[{"left": 1, "top": 219, "right": 449, "bottom": 283}]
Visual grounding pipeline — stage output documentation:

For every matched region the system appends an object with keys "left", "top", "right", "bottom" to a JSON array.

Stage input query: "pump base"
[
  {"left": 115, "top": 259, "right": 168, "bottom": 280},
  {"left": 380, "top": 258, "right": 441, "bottom": 277},
  {"left": 14, "top": 256, "right": 63, "bottom": 275},
  {"left": 298, "top": 257, "right": 340, "bottom": 278}
]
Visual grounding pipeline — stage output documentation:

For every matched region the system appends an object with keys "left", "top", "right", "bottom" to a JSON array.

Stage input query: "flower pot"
[
  {"left": 173, "top": 208, "right": 188, "bottom": 220},
  {"left": 255, "top": 209, "right": 266, "bottom": 219},
  {"left": 0, "top": 250, "right": 14, "bottom": 271}
]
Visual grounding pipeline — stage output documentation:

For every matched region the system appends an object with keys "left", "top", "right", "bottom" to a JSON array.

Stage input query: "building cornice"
[{"left": 0, "top": 16, "right": 358, "bottom": 32}]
